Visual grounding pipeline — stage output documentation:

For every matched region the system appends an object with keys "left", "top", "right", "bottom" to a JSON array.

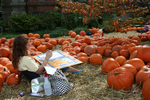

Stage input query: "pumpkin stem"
[
  {"left": 114, "top": 72, "right": 119, "bottom": 76},
  {"left": 144, "top": 68, "right": 148, "bottom": 72},
  {"left": 4, "top": 68, "right": 6, "bottom": 71}
]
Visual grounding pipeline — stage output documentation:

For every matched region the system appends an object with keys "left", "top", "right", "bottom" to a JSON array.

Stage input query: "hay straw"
[{"left": 0, "top": 31, "right": 145, "bottom": 100}]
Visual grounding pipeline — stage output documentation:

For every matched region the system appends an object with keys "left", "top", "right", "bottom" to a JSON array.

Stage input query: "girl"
[{"left": 12, "top": 35, "right": 81, "bottom": 81}]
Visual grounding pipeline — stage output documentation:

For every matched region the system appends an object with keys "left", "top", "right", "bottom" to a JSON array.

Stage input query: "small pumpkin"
[
  {"left": 37, "top": 45, "right": 47, "bottom": 52},
  {"left": 33, "top": 33, "right": 41, "bottom": 39},
  {"left": 120, "top": 64, "right": 137, "bottom": 77},
  {"left": 102, "top": 58, "right": 120, "bottom": 74},
  {"left": 0, "top": 74, "right": 3, "bottom": 91},
  {"left": 89, "top": 53, "right": 102, "bottom": 65},
  {"left": 43, "top": 34, "right": 50, "bottom": 39},
  {"left": 124, "top": 58, "right": 145, "bottom": 72},
  {"left": 115, "top": 56, "right": 126, "bottom": 66},
  {"left": 6, "top": 73, "right": 20, "bottom": 86},
  {"left": 84, "top": 45, "right": 96, "bottom": 56}
]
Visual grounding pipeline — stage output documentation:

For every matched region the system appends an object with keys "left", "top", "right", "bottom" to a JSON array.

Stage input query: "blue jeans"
[{"left": 61, "top": 67, "right": 70, "bottom": 73}]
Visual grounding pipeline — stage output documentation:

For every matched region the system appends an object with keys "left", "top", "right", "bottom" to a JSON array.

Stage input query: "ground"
[{"left": 0, "top": 31, "right": 146, "bottom": 100}]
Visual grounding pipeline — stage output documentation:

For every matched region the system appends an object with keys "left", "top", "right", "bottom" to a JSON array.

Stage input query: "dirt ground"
[{"left": 0, "top": 31, "right": 146, "bottom": 100}]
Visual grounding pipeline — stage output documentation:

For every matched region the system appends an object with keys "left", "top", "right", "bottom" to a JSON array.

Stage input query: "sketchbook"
[{"left": 33, "top": 50, "right": 82, "bottom": 69}]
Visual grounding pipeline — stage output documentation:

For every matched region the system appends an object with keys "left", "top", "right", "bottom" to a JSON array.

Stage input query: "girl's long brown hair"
[{"left": 12, "top": 35, "right": 29, "bottom": 69}]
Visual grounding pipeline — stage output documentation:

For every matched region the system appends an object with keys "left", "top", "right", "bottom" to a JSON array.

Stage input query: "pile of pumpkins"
[{"left": 0, "top": 27, "right": 150, "bottom": 100}]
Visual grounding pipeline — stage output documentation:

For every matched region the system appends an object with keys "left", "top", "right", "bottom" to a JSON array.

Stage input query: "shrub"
[{"left": 8, "top": 13, "right": 40, "bottom": 32}]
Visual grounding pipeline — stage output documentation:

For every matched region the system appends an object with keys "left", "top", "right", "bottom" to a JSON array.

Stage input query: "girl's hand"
[{"left": 45, "top": 50, "right": 53, "bottom": 60}]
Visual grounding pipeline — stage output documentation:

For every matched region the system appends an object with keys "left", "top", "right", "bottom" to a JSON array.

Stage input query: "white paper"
[
  {"left": 38, "top": 51, "right": 65, "bottom": 61},
  {"left": 44, "top": 66, "right": 57, "bottom": 75}
]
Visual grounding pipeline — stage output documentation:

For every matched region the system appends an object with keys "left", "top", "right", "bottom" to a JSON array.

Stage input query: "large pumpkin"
[
  {"left": 136, "top": 45, "right": 150, "bottom": 63},
  {"left": 142, "top": 79, "right": 150, "bottom": 100},
  {"left": 107, "top": 67, "right": 134, "bottom": 90},
  {"left": 101, "top": 58, "right": 120, "bottom": 74},
  {"left": 89, "top": 53, "right": 102, "bottom": 65}
]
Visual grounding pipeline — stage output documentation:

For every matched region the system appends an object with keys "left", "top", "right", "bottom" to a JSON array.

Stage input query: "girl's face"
[{"left": 26, "top": 40, "right": 31, "bottom": 51}]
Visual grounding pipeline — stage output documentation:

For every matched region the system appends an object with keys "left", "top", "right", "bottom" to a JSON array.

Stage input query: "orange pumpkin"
[
  {"left": 84, "top": 45, "right": 96, "bottom": 56},
  {"left": 6, "top": 73, "right": 20, "bottom": 86},
  {"left": 0, "top": 74, "right": 4, "bottom": 91},
  {"left": 37, "top": 45, "right": 47, "bottom": 52},
  {"left": 107, "top": 67, "right": 134, "bottom": 90},
  {"left": 46, "top": 42, "right": 53, "bottom": 50},
  {"left": 102, "top": 58, "right": 120, "bottom": 74},
  {"left": 28, "top": 33, "right": 33, "bottom": 37},
  {"left": 0, "top": 47, "right": 10, "bottom": 57},
  {"left": 78, "top": 56, "right": 89, "bottom": 63},
  {"left": 115, "top": 56, "right": 126, "bottom": 66},
  {"left": 111, "top": 51, "right": 119, "bottom": 58},
  {"left": 43, "top": 34, "right": 50, "bottom": 39},
  {"left": 70, "top": 32, "right": 77, "bottom": 38},
  {"left": 136, "top": 45, "right": 150, "bottom": 63},
  {"left": 142, "top": 79, "right": 150, "bottom": 100},
  {"left": 0, "top": 66, "right": 11, "bottom": 82},
  {"left": 89, "top": 53, "right": 102, "bottom": 65},
  {"left": 120, "top": 64, "right": 137, "bottom": 77},
  {"left": 136, "top": 67, "right": 150, "bottom": 86},
  {"left": 124, "top": 58, "right": 145, "bottom": 72},
  {"left": 33, "top": 33, "right": 41, "bottom": 39}
]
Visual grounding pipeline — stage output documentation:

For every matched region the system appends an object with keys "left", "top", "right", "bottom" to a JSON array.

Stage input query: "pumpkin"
[
  {"left": 142, "top": 79, "right": 150, "bottom": 100},
  {"left": 129, "top": 50, "right": 137, "bottom": 59},
  {"left": 136, "top": 68, "right": 150, "bottom": 86},
  {"left": 119, "top": 49, "right": 129, "bottom": 58},
  {"left": 33, "top": 33, "right": 41, "bottom": 39},
  {"left": 104, "top": 49, "right": 112, "bottom": 57},
  {"left": 124, "top": 58, "right": 145, "bottom": 72},
  {"left": 111, "top": 51, "right": 119, "bottom": 58},
  {"left": 0, "top": 74, "right": 3, "bottom": 91},
  {"left": 48, "top": 39, "right": 57, "bottom": 46},
  {"left": 66, "top": 38, "right": 72, "bottom": 43},
  {"left": 80, "top": 43, "right": 88, "bottom": 52},
  {"left": 45, "top": 42, "right": 53, "bottom": 50},
  {"left": 136, "top": 45, "right": 150, "bottom": 63},
  {"left": 95, "top": 46, "right": 104, "bottom": 56},
  {"left": 83, "top": 37, "right": 91, "bottom": 44},
  {"left": 115, "top": 56, "right": 126, "bottom": 66},
  {"left": 28, "top": 33, "right": 33, "bottom": 37},
  {"left": 89, "top": 53, "right": 102, "bottom": 65},
  {"left": 107, "top": 67, "right": 134, "bottom": 90},
  {"left": 84, "top": 45, "right": 96, "bottom": 56},
  {"left": 37, "top": 45, "right": 47, "bottom": 52},
  {"left": 89, "top": 27, "right": 99, "bottom": 34},
  {"left": 6, "top": 73, "right": 20, "bottom": 86},
  {"left": 101, "top": 58, "right": 120, "bottom": 74},
  {"left": 73, "top": 46, "right": 81, "bottom": 54},
  {"left": 1, "top": 37, "right": 7, "bottom": 43},
  {"left": 33, "top": 39, "right": 41, "bottom": 47},
  {"left": 43, "top": 34, "right": 50, "bottom": 39},
  {"left": 0, "top": 66, "right": 11, "bottom": 82},
  {"left": 58, "top": 38, "right": 65, "bottom": 45},
  {"left": 0, "top": 47, "right": 10, "bottom": 57},
  {"left": 120, "top": 64, "right": 137, "bottom": 77},
  {"left": 71, "top": 41, "right": 81, "bottom": 47},
  {"left": 79, "top": 30, "right": 86, "bottom": 36},
  {"left": 76, "top": 52, "right": 87, "bottom": 58},
  {"left": 78, "top": 56, "right": 89, "bottom": 63},
  {"left": 70, "top": 32, "right": 77, "bottom": 38}
]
